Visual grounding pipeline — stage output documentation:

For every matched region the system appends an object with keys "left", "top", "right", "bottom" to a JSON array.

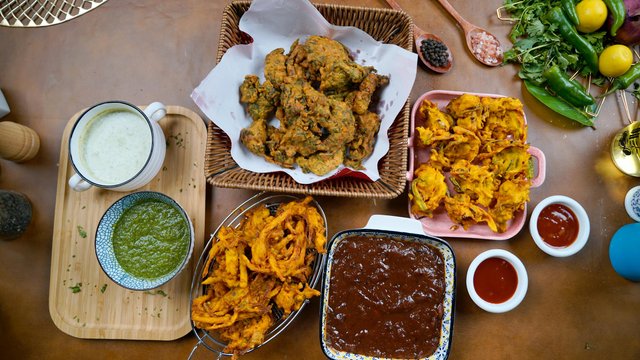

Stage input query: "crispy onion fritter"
[{"left": 191, "top": 197, "right": 326, "bottom": 358}]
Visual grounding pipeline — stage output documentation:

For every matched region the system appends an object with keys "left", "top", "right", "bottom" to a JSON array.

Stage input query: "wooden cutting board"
[{"left": 49, "top": 105, "right": 207, "bottom": 340}]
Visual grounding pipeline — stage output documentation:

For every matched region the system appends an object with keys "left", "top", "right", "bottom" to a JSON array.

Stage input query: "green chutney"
[{"left": 112, "top": 199, "right": 190, "bottom": 279}]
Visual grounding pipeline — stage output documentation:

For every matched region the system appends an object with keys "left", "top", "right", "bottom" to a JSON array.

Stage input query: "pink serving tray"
[{"left": 407, "top": 90, "right": 546, "bottom": 240}]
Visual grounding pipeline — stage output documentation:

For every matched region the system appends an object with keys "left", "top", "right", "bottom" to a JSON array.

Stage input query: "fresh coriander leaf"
[
  {"left": 514, "top": 38, "right": 538, "bottom": 51},
  {"left": 77, "top": 226, "right": 87, "bottom": 239},
  {"left": 70, "top": 283, "right": 82, "bottom": 293},
  {"left": 526, "top": 19, "right": 545, "bottom": 37},
  {"left": 144, "top": 289, "right": 168, "bottom": 297},
  {"left": 100, "top": 284, "right": 107, "bottom": 293}
]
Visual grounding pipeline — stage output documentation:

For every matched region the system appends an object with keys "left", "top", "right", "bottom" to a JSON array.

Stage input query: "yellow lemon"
[
  {"left": 576, "top": 0, "right": 608, "bottom": 33},
  {"left": 599, "top": 45, "right": 634, "bottom": 77}
]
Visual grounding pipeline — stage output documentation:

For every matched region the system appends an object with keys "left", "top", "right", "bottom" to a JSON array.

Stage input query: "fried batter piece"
[
  {"left": 450, "top": 160, "right": 499, "bottom": 207},
  {"left": 409, "top": 164, "right": 448, "bottom": 218},
  {"left": 484, "top": 143, "right": 530, "bottom": 180},
  {"left": 490, "top": 179, "right": 531, "bottom": 232},
  {"left": 444, "top": 193, "right": 498, "bottom": 232},
  {"left": 238, "top": 36, "right": 389, "bottom": 175},
  {"left": 442, "top": 126, "right": 482, "bottom": 162},
  {"left": 415, "top": 99, "right": 453, "bottom": 147},
  {"left": 410, "top": 94, "right": 532, "bottom": 233},
  {"left": 344, "top": 111, "right": 381, "bottom": 169},
  {"left": 447, "top": 93, "right": 484, "bottom": 132},
  {"left": 478, "top": 97, "right": 527, "bottom": 142},
  {"left": 239, "top": 75, "right": 279, "bottom": 121},
  {"left": 192, "top": 197, "right": 326, "bottom": 358}
]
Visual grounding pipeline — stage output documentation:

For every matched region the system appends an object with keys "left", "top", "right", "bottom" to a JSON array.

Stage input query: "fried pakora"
[
  {"left": 192, "top": 197, "right": 327, "bottom": 358},
  {"left": 411, "top": 95, "right": 532, "bottom": 233},
  {"left": 444, "top": 193, "right": 498, "bottom": 232},
  {"left": 239, "top": 36, "right": 389, "bottom": 175},
  {"left": 450, "top": 160, "right": 499, "bottom": 208},
  {"left": 410, "top": 164, "right": 448, "bottom": 217}
]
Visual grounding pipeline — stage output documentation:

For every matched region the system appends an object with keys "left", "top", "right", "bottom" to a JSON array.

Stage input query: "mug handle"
[
  {"left": 69, "top": 173, "right": 92, "bottom": 192},
  {"left": 143, "top": 102, "right": 167, "bottom": 123}
]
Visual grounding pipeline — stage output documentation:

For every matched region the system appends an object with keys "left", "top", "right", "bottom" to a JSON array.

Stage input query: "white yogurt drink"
[{"left": 78, "top": 109, "right": 152, "bottom": 185}]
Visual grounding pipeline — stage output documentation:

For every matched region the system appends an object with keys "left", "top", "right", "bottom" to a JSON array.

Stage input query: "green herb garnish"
[
  {"left": 144, "top": 289, "right": 168, "bottom": 297},
  {"left": 100, "top": 284, "right": 107, "bottom": 293},
  {"left": 77, "top": 225, "right": 87, "bottom": 238},
  {"left": 503, "top": 0, "right": 605, "bottom": 84},
  {"left": 70, "top": 283, "right": 82, "bottom": 293}
]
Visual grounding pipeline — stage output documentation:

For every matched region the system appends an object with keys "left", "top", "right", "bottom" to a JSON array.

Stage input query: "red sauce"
[
  {"left": 473, "top": 257, "right": 518, "bottom": 304},
  {"left": 536, "top": 203, "right": 579, "bottom": 248}
]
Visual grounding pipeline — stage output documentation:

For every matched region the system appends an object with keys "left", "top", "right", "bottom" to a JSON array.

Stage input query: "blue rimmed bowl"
[
  {"left": 95, "top": 191, "right": 194, "bottom": 291},
  {"left": 320, "top": 215, "right": 456, "bottom": 360}
]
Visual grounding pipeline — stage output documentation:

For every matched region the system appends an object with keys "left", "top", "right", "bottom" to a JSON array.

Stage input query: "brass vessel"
[{"left": 611, "top": 122, "right": 640, "bottom": 177}]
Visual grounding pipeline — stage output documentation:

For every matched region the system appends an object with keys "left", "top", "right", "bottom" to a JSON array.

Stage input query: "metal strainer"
[{"left": 188, "top": 192, "right": 327, "bottom": 359}]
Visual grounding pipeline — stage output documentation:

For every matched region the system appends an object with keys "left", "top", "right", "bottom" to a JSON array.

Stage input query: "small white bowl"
[
  {"left": 529, "top": 195, "right": 589, "bottom": 257},
  {"left": 466, "top": 249, "right": 528, "bottom": 313}
]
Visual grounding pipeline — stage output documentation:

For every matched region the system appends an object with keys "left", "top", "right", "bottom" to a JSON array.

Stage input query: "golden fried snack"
[
  {"left": 444, "top": 194, "right": 498, "bottom": 232},
  {"left": 442, "top": 126, "right": 481, "bottom": 163},
  {"left": 450, "top": 160, "right": 499, "bottom": 208},
  {"left": 409, "top": 164, "right": 448, "bottom": 218},
  {"left": 446, "top": 93, "right": 484, "bottom": 132},
  {"left": 415, "top": 99, "right": 453, "bottom": 147},
  {"left": 192, "top": 197, "right": 326, "bottom": 358},
  {"left": 238, "top": 36, "right": 389, "bottom": 175},
  {"left": 410, "top": 95, "right": 531, "bottom": 233},
  {"left": 479, "top": 96, "right": 526, "bottom": 142},
  {"left": 490, "top": 179, "right": 530, "bottom": 232},
  {"left": 344, "top": 112, "right": 382, "bottom": 169}
]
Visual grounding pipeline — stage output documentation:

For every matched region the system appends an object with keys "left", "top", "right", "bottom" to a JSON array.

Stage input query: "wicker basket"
[{"left": 205, "top": 1, "right": 413, "bottom": 198}]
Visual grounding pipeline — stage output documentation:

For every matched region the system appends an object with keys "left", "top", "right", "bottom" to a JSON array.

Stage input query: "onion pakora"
[
  {"left": 410, "top": 95, "right": 532, "bottom": 233},
  {"left": 239, "top": 35, "right": 389, "bottom": 175},
  {"left": 191, "top": 197, "right": 327, "bottom": 358}
]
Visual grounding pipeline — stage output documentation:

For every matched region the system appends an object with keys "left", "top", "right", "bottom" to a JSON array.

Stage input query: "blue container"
[{"left": 609, "top": 223, "right": 640, "bottom": 282}]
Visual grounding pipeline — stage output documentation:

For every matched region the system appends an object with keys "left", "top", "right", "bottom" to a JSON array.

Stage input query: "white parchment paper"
[{"left": 191, "top": 0, "right": 417, "bottom": 184}]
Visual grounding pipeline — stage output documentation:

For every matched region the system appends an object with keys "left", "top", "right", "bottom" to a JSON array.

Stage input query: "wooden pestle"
[{"left": 0, "top": 121, "right": 40, "bottom": 162}]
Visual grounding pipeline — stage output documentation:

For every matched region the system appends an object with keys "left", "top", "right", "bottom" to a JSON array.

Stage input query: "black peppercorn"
[{"left": 420, "top": 39, "right": 450, "bottom": 68}]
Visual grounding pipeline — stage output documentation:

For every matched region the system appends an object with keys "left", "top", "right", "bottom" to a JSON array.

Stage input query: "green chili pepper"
[
  {"left": 603, "top": 0, "right": 626, "bottom": 36},
  {"left": 543, "top": 65, "right": 595, "bottom": 107},
  {"left": 546, "top": 7, "right": 599, "bottom": 74},
  {"left": 561, "top": 0, "right": 580, "bottom": 25},
  {"left": 524, "top": 80, "right": 595, "bottom": 126},
  {"left": 604, "top": 62, "right": 640, "bottom": 95}
]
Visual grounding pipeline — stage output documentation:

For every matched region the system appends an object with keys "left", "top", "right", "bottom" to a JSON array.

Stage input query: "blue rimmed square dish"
[{"left": 320, "top": 216, "right": 456, "bottom": 360}]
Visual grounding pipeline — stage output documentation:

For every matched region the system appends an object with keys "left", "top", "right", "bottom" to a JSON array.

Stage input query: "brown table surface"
[{"left": 1, "top": 0, "right": 639, "bottom": 359}]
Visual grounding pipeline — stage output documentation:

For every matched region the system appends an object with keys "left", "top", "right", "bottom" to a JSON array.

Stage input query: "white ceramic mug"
[{"left": 68, "top": 101, "right": 167, "bottom": 192}]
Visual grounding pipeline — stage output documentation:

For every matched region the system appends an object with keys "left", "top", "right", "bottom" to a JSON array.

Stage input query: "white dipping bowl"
[
  {"left": 529, "top": 195, "right": 589, "bottom": 257},
  {"left": 466, "top": 249, "right": 528, "bottom": 313}
]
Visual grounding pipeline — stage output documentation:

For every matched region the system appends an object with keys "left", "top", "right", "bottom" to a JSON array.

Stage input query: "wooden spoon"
[
  {"left": 435, "top": 0, "right": 503, "bottom": 66},
  {"left": 384, "top": 0, "right": 453, "bottom": 73}
]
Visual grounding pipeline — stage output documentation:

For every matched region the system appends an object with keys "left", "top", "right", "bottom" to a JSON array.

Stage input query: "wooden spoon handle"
[
  {"left": 383, "top": 0, "right": 404, "bottom": 12},
  {"left": 435, "top": 0, "right": 473, "bottom": 32}
]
